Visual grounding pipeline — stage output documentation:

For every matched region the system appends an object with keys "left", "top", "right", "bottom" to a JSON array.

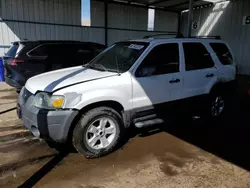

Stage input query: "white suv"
[{"left": 17, "top": 38, "right": 236, "bottom": 158}]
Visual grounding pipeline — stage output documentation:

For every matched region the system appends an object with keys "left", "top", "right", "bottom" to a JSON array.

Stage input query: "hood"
[{"left": 25, "top": 66, "right": 117, "bottom": 94}]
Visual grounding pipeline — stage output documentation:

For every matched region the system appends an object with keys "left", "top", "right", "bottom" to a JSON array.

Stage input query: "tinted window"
[
  {"left": 93, "top": 45, "right": 106, "bottom": 55},
  {"left": 28, "top": 44, "right": 48, "bottom": 57},
  {"left": 76, "top": 47, "right": 94, "bottom": 64},
  {"left": 210, "top": 43, "right": 233, "bottom": 65},
  {"left": 183, "top": 43, "right": 214, "bottom": 71},
  {"left": 6, "top": 44, "right": 18, "bottom": 57},
  {"left": 137, "top": 43, "right": 179, "bottom": 76}
]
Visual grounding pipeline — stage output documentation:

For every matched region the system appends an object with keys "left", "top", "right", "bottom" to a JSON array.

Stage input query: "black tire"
[
  {"left": 205, "top": 90, "right": 229, "bottom": 121},
  {"left": 72, "top": 107, "right": 124, "bottom": 159},
  {"left": 46, "top": 140, "right": 68, "bottom": 152}
]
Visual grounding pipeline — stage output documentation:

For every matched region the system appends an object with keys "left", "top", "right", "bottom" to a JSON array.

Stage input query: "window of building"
[
  {"left": 148, "top": 8, "right": 155, "bottom": 31},
  {"left": 81, "top": 0, "right": 91, "bottom": 26}
]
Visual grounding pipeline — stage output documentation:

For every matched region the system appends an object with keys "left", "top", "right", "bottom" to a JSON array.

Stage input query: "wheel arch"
[
  {"left": 66, "top": 100, "right": 127, "bottom": 144},
  {"left": 209, "top": 80, "right": 236, "bottom": 94}
]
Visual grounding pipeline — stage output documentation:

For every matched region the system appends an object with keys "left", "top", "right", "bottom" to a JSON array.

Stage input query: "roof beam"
[
  {"left": 147, "top": 0, "right": 172, "bottom": 6},
  {"left": 180, "top": 3, "right": 213, "bottom": 11},
  {"left": 164, "top": 0, "right": 199, "bottom": 9},
  {"left": 93, "top": 0, "right": 180, "bottom": 13}
]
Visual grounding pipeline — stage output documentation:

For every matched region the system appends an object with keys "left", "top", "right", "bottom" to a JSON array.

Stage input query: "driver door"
[{"left": 132, "top": 43, "right": 183, "bottom": 114}]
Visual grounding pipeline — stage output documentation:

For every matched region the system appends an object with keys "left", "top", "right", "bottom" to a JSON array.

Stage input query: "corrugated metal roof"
[{"left": 103, "top": 0, "right": 214, "bottom": 11}]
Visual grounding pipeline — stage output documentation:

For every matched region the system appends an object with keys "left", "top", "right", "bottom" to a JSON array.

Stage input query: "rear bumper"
[
  {"left": 4, "top": 65, "right": 26, "bottom": 89},
  {"left": 18, "top": 90, "right": 79, "bottom": 143},
  {"left": 5, "top": 76, "right": 22, "bottom": 89}
]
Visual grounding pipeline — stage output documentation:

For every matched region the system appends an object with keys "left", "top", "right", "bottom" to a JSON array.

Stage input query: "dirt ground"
[{"left": 1, "top": 82, "right": 250, "bottom": 188}]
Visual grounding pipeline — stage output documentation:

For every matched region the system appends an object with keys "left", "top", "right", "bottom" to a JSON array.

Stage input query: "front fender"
[{"left": 73, "top": 89, "right": 131, "bottom": 111}]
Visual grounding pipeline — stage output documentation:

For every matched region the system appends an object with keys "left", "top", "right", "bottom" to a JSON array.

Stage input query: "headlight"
[{"left": 33, "top": 92, "right": 65, "bottom": 109}]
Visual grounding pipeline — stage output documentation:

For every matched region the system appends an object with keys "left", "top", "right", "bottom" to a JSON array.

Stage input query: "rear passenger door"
[{"left": 182, "top": 42, "right": 217, "bottom": 97}]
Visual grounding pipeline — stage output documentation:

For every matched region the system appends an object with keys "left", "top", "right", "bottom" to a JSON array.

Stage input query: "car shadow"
[
  {"left": 126, "top": 95, "right": 250, "bottom": 172},
  {"left": 17, "top": 97, "right": 250, "bottom": 187},
  {"left": 18, "top": 151, "right": 68, "bottom": 188},
  {"left": 164, "top": 98, "right": 250, "bottom": 172}
]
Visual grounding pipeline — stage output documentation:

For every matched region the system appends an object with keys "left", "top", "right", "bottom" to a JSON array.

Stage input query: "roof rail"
[
  {"left": 143, "top": 33, "right": 177, "bottom": 39},
  {"left": 189, "top": 36, "right": 221, "bottom": 40},
  {"left": 143, "top": 34, "right": 221, "bottom": 40}
]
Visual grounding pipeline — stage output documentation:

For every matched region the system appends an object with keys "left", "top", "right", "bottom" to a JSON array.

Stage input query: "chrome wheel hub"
[
  {"left": 211, "top": 96, "right": 225, "bottom": 117},
  {"left": 85, "top": 117, "right": 116, "bottom": 150}
]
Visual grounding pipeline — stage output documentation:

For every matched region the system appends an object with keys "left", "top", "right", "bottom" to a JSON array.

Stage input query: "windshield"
[{"left": 87, "top": 42, "right": 149, "bottom": 73}]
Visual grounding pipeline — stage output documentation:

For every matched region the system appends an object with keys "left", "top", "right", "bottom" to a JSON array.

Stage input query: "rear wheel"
[
  {"left": 72, "top": 107, "right": 124, "bottom": 158},
  {"left": 211, "top": 95, "right": 225, "bottom": 117}
]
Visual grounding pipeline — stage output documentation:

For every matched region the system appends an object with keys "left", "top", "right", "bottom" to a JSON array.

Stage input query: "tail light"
[{"left": 9, "top": 59, "right": 24, "bottom": 66}]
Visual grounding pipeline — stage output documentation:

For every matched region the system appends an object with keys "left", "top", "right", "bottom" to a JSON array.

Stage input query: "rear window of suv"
[
  {"left": 210, "top": 43, "right": 233, "bottom": 65},
  {"left": 6, "top": 44, "right": 19, "bottom": 57}
]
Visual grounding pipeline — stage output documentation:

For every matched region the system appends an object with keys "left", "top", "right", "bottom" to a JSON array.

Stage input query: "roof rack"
[
  {"left": 191, "top": 36, "right": 221, "bottom": 40},
  {"left": 143, "top": 33, "right": 177, "bottom": 39},
  {"left": 176, "top": 35, "right": 221, "bottom": 40},
  {"left": 143, "top": 34, "right": 221, "bottom": 40}
]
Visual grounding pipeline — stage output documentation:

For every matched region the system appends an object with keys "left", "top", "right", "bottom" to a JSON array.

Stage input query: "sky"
[{"left": 81, "top": 0, "right": 91, "bottom": 26}]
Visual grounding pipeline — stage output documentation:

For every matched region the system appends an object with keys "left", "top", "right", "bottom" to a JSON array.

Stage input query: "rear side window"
[
  {"left": 6, "top": 44, "right": 18, "bottom": 57},
  {"left": 210, "top": 43, "right": 233, "bottom": 65},
  {"left": 93, "top": 45, "right": 106, "bottom": 55},
  {"left": 28, "top": 44, "right": 48, "bottom": 57},
  {"left": 183, "top": 43, "right": 214, "bottom": 71},
  {"left": 76, "top": 45, "right": 94, "bottom": 63}
]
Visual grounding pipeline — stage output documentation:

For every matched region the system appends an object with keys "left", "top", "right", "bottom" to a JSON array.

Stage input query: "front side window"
[
  {"left": 137, "top": 43, "right": 179, "bottom": 77},
  {"left": 183, "top": 43, "right": 214, "bottom": 71},
  {"left": 87, "top": 42, "right": 148, "bottom": 73},
  {"left": 210, "top": 43, "right": 233, "bottom": 65}
]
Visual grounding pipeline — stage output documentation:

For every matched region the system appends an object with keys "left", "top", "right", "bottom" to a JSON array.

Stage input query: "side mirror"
[{"left": 138, "top": 65, "right": 156, "bottom": 77}]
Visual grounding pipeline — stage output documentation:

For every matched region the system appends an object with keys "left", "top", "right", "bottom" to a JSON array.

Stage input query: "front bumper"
[{"left": 18, "top": 89, "right": 79, "bottom": 143}]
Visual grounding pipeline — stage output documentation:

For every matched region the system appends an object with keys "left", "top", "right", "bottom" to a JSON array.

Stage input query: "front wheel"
[{"left": 72, "top": 107, "right": 124, "bottom": 158}]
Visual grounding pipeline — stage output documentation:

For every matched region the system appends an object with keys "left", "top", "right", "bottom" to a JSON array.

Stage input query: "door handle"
[
  {"left": 206, "top": 73, "right": 214, "bottom": 78},
  {"left": 169, "top": 78, "right": 180, "bottom": 84}
]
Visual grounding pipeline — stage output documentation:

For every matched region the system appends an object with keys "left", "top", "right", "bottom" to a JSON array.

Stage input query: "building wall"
[
  {"left": 154, "top": 10, "right": 178, "bottom": 32},
  {"left": 180, "top": 0, "right": 250, "bottom": 75},
  {"left": 93, "top": 2, "right": 179, "bottom": 45},
  {"left": 0, "top": 0, "right": 179, "bottom": 56},
  {"left": 0, "top": 0, "right": 91, "bottom": 55}
]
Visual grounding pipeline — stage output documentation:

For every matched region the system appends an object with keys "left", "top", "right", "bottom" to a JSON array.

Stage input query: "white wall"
[{"left": 180, "top": 0, "right": 250, "bottom": 75}]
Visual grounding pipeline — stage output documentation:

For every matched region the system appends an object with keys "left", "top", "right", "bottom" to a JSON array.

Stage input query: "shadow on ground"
[
  {"left": 164, "top": 100, "right": 250, "bottom": 172},
  {"left": 16, "top": 96, "right": 250, "bottom": 187},
  {"left": 18, "top": 152, "right": 68, "bottom": 188}
]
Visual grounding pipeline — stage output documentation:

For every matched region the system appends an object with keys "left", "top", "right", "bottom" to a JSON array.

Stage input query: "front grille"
[{"left": 23, "top": 88, "right": 33, "bottom": 103}]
